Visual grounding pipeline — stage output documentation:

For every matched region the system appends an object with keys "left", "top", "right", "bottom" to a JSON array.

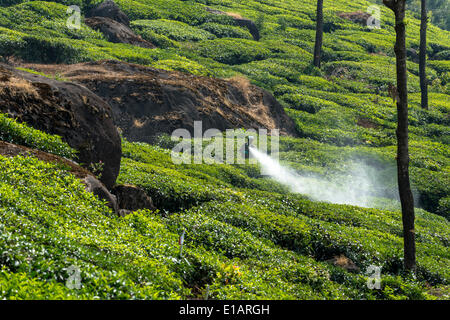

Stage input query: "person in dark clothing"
[{"left": 241, "top": 136, "right": 255, "bottom": 160}]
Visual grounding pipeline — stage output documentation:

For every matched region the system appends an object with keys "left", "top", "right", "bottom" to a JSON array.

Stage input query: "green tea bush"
[
  {"left": 1, "top": 0, "right": 449, "bottom": 300},
  {"left": 180, "top": 198, "right": 448, "bottom": 285},
  {"left": 118, "top": 157, "right": 236, "bottom": 212},
  {"left": 234, "top": 59, "right": 305, "bottom": 85},
  {"left": 114, "top": 0, "right": 160, "bottom": 20},
  {"left": 410, "top": 167, "right": 450, "bottom": 215},
  {"left": 272, "top": 14, "right": 315, "bottom": 30},
  {"left": 0, "top": 0, "right": 23, "bottom": 5},
  {"left": 428, "top": 60, "right": 450, "bottom": 74},
  {"left": 198, "top": 22, "right": 252, "bottom": 39},
  {"left": 437, "top": 197, "right": 450, "bottom": 220},
  {"left": 0, "top": 113, "right": 76, "bottom": 159},
  {"left": 192, "top": 38, "right": 271, "bottom": 65},
  {"left": 296, "top": 75, "right": 345, "bottom": 92},
  {"left": 280, "top": 94, "right": 342, "bottom": 114},
  {"left": 432, "top": 50, "right": 450, "bottom": 61},
  {"left": 131, "top": 19, "right": 215, "bottom": 42},
  {"left": 14, "top": 1, "right": 68, "bottom": 19},
  {"left": 129, "top": 0, "right": 212, "bottom": 25},
  {"left": 0, "top": 28, "right": 26, "bottom": 61},
  {"left": 132, "top": 28, "right": 178, "bottom": 48},
  {"left": 38, "top": 19, "right": 105, "bottom": 40},
  {"left": 0, "top": 268, "right": 78, "bottom": 299},
  {"left": 19, "top": 36, "right": 89, "bottom": 63},
  {"left": 286, "top": 108, "right": 363, "bottom": 146},
  {"left": 1, "top": 0, "right": 98, "bottom": 10},
  {"left": 337, "top": 30, "right": 395, "bottom": 56},
  {"left": 0, "top": 155, "right": 188, "bottom": 299}
]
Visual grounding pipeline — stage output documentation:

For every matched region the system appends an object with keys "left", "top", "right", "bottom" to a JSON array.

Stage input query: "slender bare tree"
[
  {"left": 383, "top": 0, "right": 416, "bottom": 271},
  {"left": 419, "top": 0, "right": 428, "bottom": 109},
  {"left": 313, "top": 0, "right": 324, "bottom": 68}
]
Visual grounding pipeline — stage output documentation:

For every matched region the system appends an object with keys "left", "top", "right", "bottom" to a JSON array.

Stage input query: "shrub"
[
  {"left": 428, "top": 60, "right": 450, "bottom": 74},
  {"left": 20, "top": 36, "right": 89, "bottom": 64},
  {"left": 1, "top": 0, "right": 449, "bottom": 300},
  {"left": 432, "top": 50, "right": 450, "bottom": 61},
  {"left": 114, "top": 0, "right": 160, "bottom": 20},
  {"left": 296, "top": 75, "right": 345, "bottom": 92},
  {"left": 0, "top": 113, "right": 76, "bottom": 159},
  {"left": 0, "top": 28, "right": 25, "bottom": 62},
  {"left": 234, "top": 59, "right": 305, "bottom": 85},
  {"left": 0, "top": 0, "right": 23, "bottom": 5},
  {"left": 437, "top": 197, "right": 449, "bottom": 220},
  {"left": 192, "top": 38, "right": 271, "bottom": 65},
  {"left": 131, "top": 19, "right": 215, "bottom": 42},
  {"left": 0, "top": 268, "right": 78, "bottom": 299},
  {"left": 0, "top": 155, "right": 187, "bottom": 299},
  {"left": 132, "top": 28, "right": 178, "bottom": 49},
  {"left": 117, "top": 156, "right": 236, "bottom": 212},
  {"left": 273, "top": 14, "right": 315, "bottom": 30},
  {"left": 198, "top": 23, "right": 252, "bottom": 39},
  {"left": 280, "top": 94, "right": 342, "bottom": 114}
]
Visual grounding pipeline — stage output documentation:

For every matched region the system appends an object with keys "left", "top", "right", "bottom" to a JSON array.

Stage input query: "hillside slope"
[
  {"left": 1, "top": 0, "right": 448, "bottom": 214},
  {"left": 20, "top": 59, "right": 298, "bottom": 142},
  {"left": 0, "top": 0, "right": 449, "bottom": 300}
]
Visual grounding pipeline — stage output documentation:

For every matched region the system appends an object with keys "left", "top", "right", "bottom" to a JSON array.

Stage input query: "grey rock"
[
  {"left": 84, "top": 175, "right": 119, "bottom": 214},
  {"left": 85, "top": 16, "right": 155, "bottom": 49},
  {"left": 112, "top": 184, "right": 156, "bottom": 212},
  {"left": 87, "top": 0, "right": 130, "bottom": 26},
  {"left": 0, "top": 64, "right": 122, "bottom": 189}
]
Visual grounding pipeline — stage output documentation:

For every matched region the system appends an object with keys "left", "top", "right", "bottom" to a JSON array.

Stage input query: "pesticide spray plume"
[{"left": 249, "top": 146, "right": 391, "bottom": 208}]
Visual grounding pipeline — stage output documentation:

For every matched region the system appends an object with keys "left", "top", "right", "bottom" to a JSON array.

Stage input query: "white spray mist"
[{"left": 250, "top": 147, "right": 378, "bottom": 207}]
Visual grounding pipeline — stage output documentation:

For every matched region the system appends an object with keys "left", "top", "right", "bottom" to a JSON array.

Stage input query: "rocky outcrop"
[
  {"left": 84, "top": 175, "right": 119, "bottom": 213},
  {"left": 0, "top": 140, "right": 119, "bottom": 214},
  {"left": 0, "top": 64, "right": 121, "bottom": 189},
  {"left": 407, "top": 48, "right": 419, "bottom": 63},
  {"left": 85, "top": 17, "right": 155, "bottom": 49},
  {"left": 234, "top": 18, "right": 260, "bottom": 42},
  {"left": 112, "top": 184, "right": 156, "bottom": 213},
  {"left": 205, "top": 7, "right": 260, "bottom": 41},
  {"left": 22, "top": 60, "right": 298, "bottom": 143},
  {"left": 87, "top": 0, "right": 130, "bottom": 27},
  {"left": 337, "top": 11, "right": 371, "bottom": 26}
]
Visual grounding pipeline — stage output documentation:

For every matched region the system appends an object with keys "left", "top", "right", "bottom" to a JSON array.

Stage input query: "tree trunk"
[
  {"left": 383, "top": 0, "right": 416, "bottom": 272},
  {"left": 419, "top": 0, "right": 428, "bottom": 109},
  {"left": 313, "top": 0, "right": 324, "bottom": 68}
]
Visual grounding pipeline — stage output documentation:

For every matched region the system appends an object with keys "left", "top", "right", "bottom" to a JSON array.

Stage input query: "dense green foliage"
[
  {"left": 405, "top": 0, "right": 450, "bottom": 31},
  {"left": 0, "top": 141, "right": 448, "bottom": 299},
  {"left": 131, "top": 19, "right": 215, "bottom": 42},
  {"left": 0, "top": 0, "right": 448, "bottom": 300},
  {"left": 0, "top": 113, "right": 76, "bottom": 159}
]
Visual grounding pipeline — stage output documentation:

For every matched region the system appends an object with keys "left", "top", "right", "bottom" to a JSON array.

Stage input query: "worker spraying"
[{"left": 241, "top": 135, "right": 255, "bottom": 160}]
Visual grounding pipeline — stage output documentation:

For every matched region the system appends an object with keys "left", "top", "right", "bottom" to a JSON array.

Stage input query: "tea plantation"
[{"left": 0, "top": 0, "right": 449, "bottom": 299}]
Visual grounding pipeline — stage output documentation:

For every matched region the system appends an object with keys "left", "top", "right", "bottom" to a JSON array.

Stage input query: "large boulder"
[
  {"left": 0, "top": 64, "right": 121, "bottom": 189},
  {"left": 0, "top": 140, "right": 119, "bottom": 214},
  {"left": 83, "top": 175, "right": 119, "bottom": 213},
  {"left": 112, "top": 184, "right": 156, "bottom": 213},
  {"left": 85, "top": 17, "right": 155, "bottom": 49},
  {"left": 87, "top": 0, "right": 130, "bottom": 27},
  {"left": 337, "top": 11, "right": 372, "bottom": 26},
  {"left": 233, "top": 18, "right": 260, "bottom": 41},
  {"left": 205, "top": 7, "right": 260, "bottom": 41},
  {"left": 24, "top": 60, "right": 298, "bottom": 143}
]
